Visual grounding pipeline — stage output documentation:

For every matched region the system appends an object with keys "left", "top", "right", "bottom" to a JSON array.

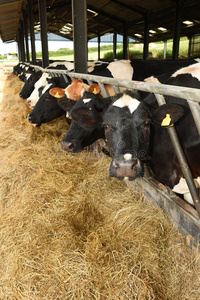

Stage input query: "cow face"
[
  {"left": 70, "top": 91, "right": 142, "bottom": 165},
  {"left": 27, "top": 83, "right": 66, "bottom": 126},
  {"left": 71, "top": 91, "right": 184, "bottom": 180},
  {"left": 60, "top": 91, "right": 112, "bottom": 152},
  {"left": 19, "top": 71, "right": 42, "bottom": 99},
  {"left": 26, "top": 73, "right": 52, "bottom": 108}
]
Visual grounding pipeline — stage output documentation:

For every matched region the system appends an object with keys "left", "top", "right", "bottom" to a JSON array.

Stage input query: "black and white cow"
[
  {"left": 70, "top": 62, "right": 200, "bottom": 204},
  {"left": 19, "top": 70, "right": 43, "bottom": 99},
  {"left": 27, "top": 75, "right": 71, "bottom": 126},
  {"left": 58, "top": 91, "right": 119, "bottom": 152},
  {"left": 19, "top": 62, "right": 74, "bottom": 101},
  {"left": 13, "top": 63, "right": 35, "bottom": 82}
]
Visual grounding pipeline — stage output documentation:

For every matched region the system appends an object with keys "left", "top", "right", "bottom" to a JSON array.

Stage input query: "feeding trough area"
[{"left": 0, "top": 66, "right": 199, "bottom": 299}]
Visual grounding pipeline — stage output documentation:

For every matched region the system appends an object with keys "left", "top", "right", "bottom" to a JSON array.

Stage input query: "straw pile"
[{"left": 0, "top": 73, "right": 199, "bottom": 299}]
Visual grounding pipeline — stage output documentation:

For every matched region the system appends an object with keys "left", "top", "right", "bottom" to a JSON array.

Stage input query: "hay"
[{"left": 0, "top": 74, "right": 199, "bottom": 299}]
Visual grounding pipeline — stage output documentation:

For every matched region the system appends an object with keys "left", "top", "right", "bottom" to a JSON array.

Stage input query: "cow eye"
[
  {"left": 102, "top": 123, "right": 114, "bottom": 131},
  {"left": 145, "top": 120, "right": 150, "bottom": 126}
]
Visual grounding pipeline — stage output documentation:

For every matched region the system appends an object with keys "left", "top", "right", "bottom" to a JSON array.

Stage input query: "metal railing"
[{"left": 23, "top": 62, "right": 200, "bottom": 217}]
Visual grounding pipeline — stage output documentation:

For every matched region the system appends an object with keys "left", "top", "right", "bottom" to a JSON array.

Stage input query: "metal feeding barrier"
[{"left": 24, "top": 62, "right": 200, "bottom": 248}]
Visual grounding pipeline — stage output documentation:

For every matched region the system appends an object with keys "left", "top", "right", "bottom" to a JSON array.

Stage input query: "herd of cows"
[{"left": 13, "top": 58, "right": 200, "bottom": 206}]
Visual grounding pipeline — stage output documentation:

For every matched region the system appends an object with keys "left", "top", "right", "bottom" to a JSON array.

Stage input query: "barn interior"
[
  {"left": 0, "top": 1, "right": 200, "bottom": 298},
  {"left": 1, "top": 0, "right": 200, "bottom": 68}
]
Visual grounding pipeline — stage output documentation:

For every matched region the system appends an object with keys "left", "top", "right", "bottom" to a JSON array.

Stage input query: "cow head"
[
  {"left": 58, "top": 91, "right": 113, "bottom": 152},
  {"left": 71, "top": 90, "right": 184, "bottom": 180},
  {"left": 27, "top": 83, "right": 67, "bottom": 127},
  {"left": 19, "top": 70, "right": 42, "bottom": 99}
]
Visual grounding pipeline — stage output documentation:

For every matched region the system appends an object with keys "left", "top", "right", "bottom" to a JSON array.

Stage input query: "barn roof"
[{"left": 0, "top": 0, "right": 200, "bottom": 43}]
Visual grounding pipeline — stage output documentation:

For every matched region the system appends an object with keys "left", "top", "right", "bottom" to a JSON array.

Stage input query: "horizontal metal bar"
[{"left": 24, "top": 62, "right": 200, "bottom": 104}]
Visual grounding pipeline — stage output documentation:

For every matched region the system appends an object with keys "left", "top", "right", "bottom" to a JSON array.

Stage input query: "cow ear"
[
  {"left": 152, "top": 104, "right": 184, "bottom": 127},
  {"left": 71, "top": 107, "right": 102, "bottom": 129},
  {"left": 88, "top": 84, "right": 101, "bottom": 95},
  {"left": 57, "top": 97, "right": 76, "bottom": 112},
  {"left": 49, "top": 87, "right": 65, "bottom": 98}
]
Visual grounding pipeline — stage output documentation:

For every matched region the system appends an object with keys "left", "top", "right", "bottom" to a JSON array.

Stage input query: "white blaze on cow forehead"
[
  {"left": 124, "top": 153, "right": 132, "bottom": 161},
  {"left": 41, "top": 83, "right": 53, "bottom": 95},
  {"left": 26, "top": 74, "right": 32, "bottom": 80},
  {"left": 172, "top": 62, "right": 200, "bottom": 81},
  {"left": 83, "top": 98, "right": 92, "bottom": 103},
  {"left": 34, "top": 72, "right": 51, "bottom": 89},
  {"left": 113, "top": 94, "right": 140, "bottom": 113},
  {"left": 107, "top": 60, "right": 133, "bottom": 80}
]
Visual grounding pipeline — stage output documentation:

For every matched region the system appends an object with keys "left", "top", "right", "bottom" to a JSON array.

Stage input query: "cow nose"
[
  {"left": 19, "top": 92, "right": 23, "bottom": 97},
  {"left": 112, "top": 158, "right": 141, "bottom": 178},
  {"left": 62, "top": 140, "right": 75, "bottom": 152}
]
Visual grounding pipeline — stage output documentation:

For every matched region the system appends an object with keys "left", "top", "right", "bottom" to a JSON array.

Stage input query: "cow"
[
  {"left": 54, "top": 70, "right": 178, "bottom": 153},
  {"left": 19, "top": 70, "right": 43, "bottom": 99},
  {"left": 27, "top": 75, "right": 71, "bottom": 126},
  {"left": 20, "top": 62, "right": 74, "bottom": 101},
  {"left": 69, "top": 62, "right": 200, "bottom": 204},
  {"left": 13, "top": 63, "right": 36, "bottom": 82},
  {"left": 58, "top": 91, "right": 119, "bottom": 152}
]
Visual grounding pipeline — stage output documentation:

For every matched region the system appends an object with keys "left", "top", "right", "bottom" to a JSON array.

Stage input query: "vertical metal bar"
[
  {"left": 72, "top": 0, "right": 87, "bottom": 73},
  {"left": 28, "top": 0, "right": 36, "bottom": 64},
  {"left": 113, "top": 86, "right": 120, "bottom": 94},
  {"left": 143, "top": 13, "right": 149, "bottom": 60},
  {"left": 154, "top": 93, "right": 200, "bottom": 217},
  {"left": 19, "top": 21, "right": 25, "bottom": 61},
  {"left": 17, "top": 34, "right": 22, "bottom": 61},
  {"left": 38, "top": 0, "right": 49, "bottom": 68},
  {"left": 113, "top": 30, "right": 117, "bottom": 59},
  {"left": 163, "top": 40, "right": 167, "bottom": 59},
  {"left": 98, "top": 83, "right": 108, "bottom": 98},
  {"left": 123, "top": 22, "right": 128, "bottom": 59},
  {"left": 188, "top": 36, "right": 192, "bottom": 58},
  {"left": 98, "top": 33, "right": 100, "bottom": 61},
  {"left": 187, "top": 101, "right": 200, "bottom": 135}
]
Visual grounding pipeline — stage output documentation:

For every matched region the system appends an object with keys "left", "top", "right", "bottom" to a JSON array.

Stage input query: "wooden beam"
[
  {"left": 0, "top": 13, "right": 22, "bottom": 21},
  {"left": 0, "top": 0, "right": 22, "bottom": 5}
]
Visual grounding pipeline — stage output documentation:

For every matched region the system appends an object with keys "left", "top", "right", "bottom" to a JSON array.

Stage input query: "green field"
[{"left": 0, "top": 38, "right": 190, "bottom": 66}]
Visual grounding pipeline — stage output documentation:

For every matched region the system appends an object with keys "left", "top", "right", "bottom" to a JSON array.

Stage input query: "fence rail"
[{"left": 24, "top": 62, "right": 200, "bottom": 219}]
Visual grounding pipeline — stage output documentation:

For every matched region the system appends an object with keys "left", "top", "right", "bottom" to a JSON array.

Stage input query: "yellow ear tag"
[
  {"left": 161, "top": 114, "right": 171, "bottom": 126},
  {"left": 54, "top": 92, "right": 61, "bottom": 98},
  {"left": 93, "top": 88, "right": 97, "bottom": 94}
]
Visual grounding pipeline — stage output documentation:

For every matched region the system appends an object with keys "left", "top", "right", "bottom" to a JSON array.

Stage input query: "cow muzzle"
[
  {"left": 110, "top": 157, "right": 142, "bottom": 179},
  {"left": 62, "top": 140, "right": 76, "bottom": 152}
]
